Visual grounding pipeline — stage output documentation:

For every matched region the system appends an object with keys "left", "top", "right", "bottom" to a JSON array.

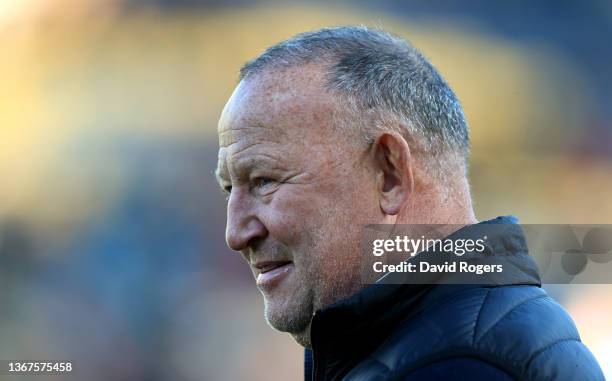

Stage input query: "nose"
[{"left": 225, "top": 190, "right": 268, "bottom": 252}]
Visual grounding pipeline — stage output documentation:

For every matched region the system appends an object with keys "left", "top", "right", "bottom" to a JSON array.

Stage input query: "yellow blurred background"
[{"left": 0, "top": 1, "right": 611, "bottom": 380}]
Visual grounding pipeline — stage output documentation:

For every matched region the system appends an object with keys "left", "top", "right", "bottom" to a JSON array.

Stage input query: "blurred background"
[{"left": 0, "top": 0, "right": 611, "bottom": 380}]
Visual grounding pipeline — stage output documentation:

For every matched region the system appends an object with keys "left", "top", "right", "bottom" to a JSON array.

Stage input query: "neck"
[{"left": 402, "top": 171, "right": 477, "bottom": 225}]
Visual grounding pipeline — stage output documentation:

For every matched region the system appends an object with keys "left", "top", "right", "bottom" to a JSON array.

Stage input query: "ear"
[{"left": 371, "top": 132, "right": 414, "bottom": 216}]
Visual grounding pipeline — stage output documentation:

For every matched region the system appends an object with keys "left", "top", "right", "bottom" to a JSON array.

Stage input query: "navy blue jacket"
[{"left": 304, "top": 217, "right": 604, "bottom": 380}]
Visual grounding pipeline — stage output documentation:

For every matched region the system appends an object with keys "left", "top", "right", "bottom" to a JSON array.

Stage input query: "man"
[{"left": 215, "top": 26, "right": 604, "bottom": 380}]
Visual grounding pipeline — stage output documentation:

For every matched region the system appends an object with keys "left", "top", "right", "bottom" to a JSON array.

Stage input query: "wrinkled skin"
[{"left": 216, "top": 64, "right": 384, "bottom": 346}]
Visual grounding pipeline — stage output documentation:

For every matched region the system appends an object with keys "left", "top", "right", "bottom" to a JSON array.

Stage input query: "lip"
[{"left": 255, "top": 261, "right": 293, "bottom": 289}]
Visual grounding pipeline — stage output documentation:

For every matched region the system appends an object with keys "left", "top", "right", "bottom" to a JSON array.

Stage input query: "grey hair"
[{"left": 240, "top": 25, "right": 470, "bottom": 167}]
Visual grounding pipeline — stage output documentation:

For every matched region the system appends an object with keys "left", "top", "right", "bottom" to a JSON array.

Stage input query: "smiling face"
[{"left": 216, "top": 64, "right": 381, "bottom": 344}]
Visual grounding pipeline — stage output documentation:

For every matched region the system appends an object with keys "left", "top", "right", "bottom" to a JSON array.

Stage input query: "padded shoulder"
[
  {"left": 402, "top": 357, "right": 514, "bottom": 381},
  {"left": 343, "top": 285, "right": 604, "bottom": 381}
]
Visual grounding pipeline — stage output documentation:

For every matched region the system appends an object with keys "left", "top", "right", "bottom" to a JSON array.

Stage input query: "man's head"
[{"left": 215, "top": 26, "right": 476, "bottom": 347}]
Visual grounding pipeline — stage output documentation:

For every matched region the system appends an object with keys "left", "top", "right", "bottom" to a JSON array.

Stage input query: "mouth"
[{"left": 254, "top": 260, "right": 293, "bottom": 289}]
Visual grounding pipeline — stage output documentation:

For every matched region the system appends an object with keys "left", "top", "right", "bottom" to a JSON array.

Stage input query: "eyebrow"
[
  {"left": 214, "top": 167, "right": 230, "bottom": 193},
  {"left": 214, "top": 154, "right": 283, "bottom": 190}
]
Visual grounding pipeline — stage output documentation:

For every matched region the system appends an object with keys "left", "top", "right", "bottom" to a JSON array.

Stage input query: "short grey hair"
[{"left": 240, "top": 26, "right": 469, "bottom": 165}]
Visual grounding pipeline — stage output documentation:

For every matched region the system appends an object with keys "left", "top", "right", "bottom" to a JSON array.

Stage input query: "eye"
[
  {"left": 250, "top": 177, "right": 279, "bottom": 195},
  {"left": 252, "top": 177, "right": 275, "bottom": 189},
  {"left": 219, "top": 184, "right": 232, "bottom": 200}
]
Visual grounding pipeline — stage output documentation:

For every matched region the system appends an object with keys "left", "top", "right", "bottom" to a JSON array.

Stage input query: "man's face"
[{"left": 216, "top": 65, "right": 380, "bottom": 337}]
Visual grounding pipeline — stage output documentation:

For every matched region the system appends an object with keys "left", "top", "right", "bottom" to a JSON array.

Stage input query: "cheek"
[
  {"left": 259, "top": 188, "right": 322, "bottom": 246},
  {"left": 260, "top": 177, "right": 377, "bottom": 254}
]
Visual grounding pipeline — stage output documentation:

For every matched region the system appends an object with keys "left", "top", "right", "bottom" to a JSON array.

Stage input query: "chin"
[{"left": 262, "top": 292, "right": 313, "bottom": 335}]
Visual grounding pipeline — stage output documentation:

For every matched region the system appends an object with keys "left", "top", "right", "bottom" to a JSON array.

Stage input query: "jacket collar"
[{"left": 304, "top": 216, "right": 541, "bottom": 380}]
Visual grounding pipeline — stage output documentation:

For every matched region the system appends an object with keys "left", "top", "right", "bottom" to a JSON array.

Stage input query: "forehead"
[{"left": 218, "top": 64, "right": 340, "bottom": 151}]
